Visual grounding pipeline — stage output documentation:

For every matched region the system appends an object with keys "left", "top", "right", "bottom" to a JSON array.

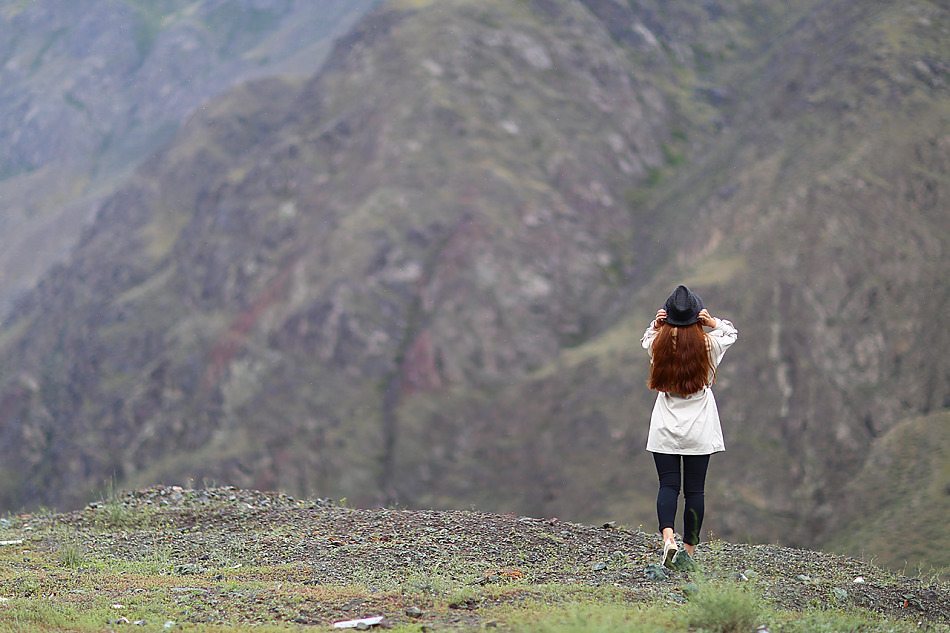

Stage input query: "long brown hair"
[{"left": 648, "top": 323, "right": 716, "bottom": 395}]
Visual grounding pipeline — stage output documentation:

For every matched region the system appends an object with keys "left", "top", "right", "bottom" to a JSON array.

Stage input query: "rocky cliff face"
[
  {"left": 0, "top": 0, "right": 677, "bottom": 509},
  {"left": 661, "top": 0, "right": 950, "bottom": 545},
  {"left": 0, "top": 0, "right": 382, "bottom": 315},
  {"left": 0, "top": 0, "right": 948, "bottom": 573}
]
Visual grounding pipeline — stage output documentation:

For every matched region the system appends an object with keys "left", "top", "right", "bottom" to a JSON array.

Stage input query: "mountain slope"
[
  {"left": 0, "top": 0, "right": 382, "bottom": 316},
  {"left": 824, "top": 411, "right": 950, "bottom": 575},
  {"left": 0, "top": 0, "right": 678, "bottom": 510},
  {"left": 373, "top": 0, "right": 950, "bottom": 555},
  {"left": 658, "top": 0, "right": 950, "bottom": 545}
]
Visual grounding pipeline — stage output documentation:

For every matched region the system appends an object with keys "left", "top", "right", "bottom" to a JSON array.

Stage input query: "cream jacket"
[{"left": 641, "top": 318, "right": 738, "bottom": 455}]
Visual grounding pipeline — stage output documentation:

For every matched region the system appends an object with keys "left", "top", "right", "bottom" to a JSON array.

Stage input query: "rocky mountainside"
[
  {"left": 0, "top": 0, "right": 948, "bottom": 577},
  {"left": 825, "top": 411, "right": 950, "bottom": 575},
  {"left": 0, "top": 0, "right": 382, "bottom": 315}
]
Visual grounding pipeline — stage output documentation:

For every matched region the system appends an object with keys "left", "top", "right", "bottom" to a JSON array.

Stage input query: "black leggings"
[{"left": 652, "top": 452, "right": 711, "bottom": 546}]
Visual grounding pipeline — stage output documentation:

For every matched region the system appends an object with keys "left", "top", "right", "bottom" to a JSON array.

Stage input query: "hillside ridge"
[
  {"left": 0, "top": 0, "right": 383, "bottom": 316},
  {"left": 1, "top": 485, "right": 948, "bottom": 629}
]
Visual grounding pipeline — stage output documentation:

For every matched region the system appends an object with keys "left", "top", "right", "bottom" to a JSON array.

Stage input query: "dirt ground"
[{"left": 8, "top": 486, "right": 949, "bottom": 628}]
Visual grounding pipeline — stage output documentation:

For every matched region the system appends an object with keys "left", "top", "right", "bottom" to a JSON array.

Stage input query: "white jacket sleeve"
[
  {"left": 707, "top": 318, "right": 738, "bottom": 362},
  {"left": 641, "top": 323, "right": 658, "bottom": 356}
]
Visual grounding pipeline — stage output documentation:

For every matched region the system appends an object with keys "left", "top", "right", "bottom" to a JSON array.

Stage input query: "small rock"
[
  {"left": 405, "top": 606, "right": 423, "bottom": 618},
  {"left": 645, "top": 564, "right": 667, "bottom": 581},
  {"left": 602, "top": 521, "right": 616, "bottom": 529},
  {"left": 333, "top": 616, "right": 385, "bottom": 629},
  {"left": 832, "top": 587, "right": 848, "bottom": 602},
  {"left": 682, "top": 582, "right": 701, "bottom": 599},
  {"left": 797, "top": 575, "right": 812, "bottom": 584},
  {"left": 853, "top": 576, "right": 865, "bottom": 584},
  {"left": 592, "top": 561, "right": 607, "bottom": 571},
  {"left": 174, "top": 564, "right": 202, "bottom": 575}
]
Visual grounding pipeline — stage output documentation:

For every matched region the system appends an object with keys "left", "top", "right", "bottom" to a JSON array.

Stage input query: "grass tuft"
[
  {"left": 776, "top": 608, "right": 897, "bottom": 633},
  {"left": 56, "top": 542, "right": 86, "bottom": 568},
  {"left": 681, "top": 582, "right": 762, "bottom": 633}
]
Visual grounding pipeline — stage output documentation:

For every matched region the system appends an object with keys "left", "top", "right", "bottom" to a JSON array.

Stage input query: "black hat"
[{"left": 663, "top": 285, "right": 704, "bottom": 326}]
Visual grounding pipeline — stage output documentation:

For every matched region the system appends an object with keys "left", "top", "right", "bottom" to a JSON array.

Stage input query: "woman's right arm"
[{"left": 641, "top": 309, "right": 666, "bottom": 350}]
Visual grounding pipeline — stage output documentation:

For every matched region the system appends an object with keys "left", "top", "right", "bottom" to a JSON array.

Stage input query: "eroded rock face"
[
  {"left": 0, "top": 0, "right": 676, "bottom": 512},
  {"left": 0, "top": 0, "right": 385, "bottom": 177},
  {"left": 0, "top": 0, "right": 382, "bottom": 315}
]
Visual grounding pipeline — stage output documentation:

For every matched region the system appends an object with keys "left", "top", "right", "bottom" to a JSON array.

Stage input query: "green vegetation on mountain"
[
  {"left": 827, "top": 412, "right": 950, "bottom": 576},
  {"left": 0, "top": 0, "right": 382, "bottom": 315}
]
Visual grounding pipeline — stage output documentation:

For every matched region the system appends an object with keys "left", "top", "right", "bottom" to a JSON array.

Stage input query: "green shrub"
[
  {"left": 57, "top": 542, "right": 86, "bottom": 568},
  {"left": 681, "top": 583, "right": 761, "bottom": 633}
]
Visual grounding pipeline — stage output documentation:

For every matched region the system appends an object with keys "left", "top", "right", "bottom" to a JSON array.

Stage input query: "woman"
[{"left": 641, "top": 285, "right": 737, "bottom": 568}]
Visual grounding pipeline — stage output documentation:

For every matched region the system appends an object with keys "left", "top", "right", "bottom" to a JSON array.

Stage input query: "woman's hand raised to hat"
[
  {"left": 653, "top": 309, "right": 667, "bottom": 329},
  {"left": 698, "top": 309, "right": 716, "bottom": 328}
]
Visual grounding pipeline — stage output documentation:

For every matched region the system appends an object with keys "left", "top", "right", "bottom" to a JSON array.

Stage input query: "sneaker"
[{"left": 662, "top": 538, "right": 679, "bottom": 568}]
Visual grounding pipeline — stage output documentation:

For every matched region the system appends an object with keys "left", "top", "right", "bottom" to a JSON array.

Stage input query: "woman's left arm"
[
  {"left": 698, "top": 308, "right": 736, "bottom": 347},
  {"left": 707, "top": 316, "right": 738, "bottom": 353}
]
